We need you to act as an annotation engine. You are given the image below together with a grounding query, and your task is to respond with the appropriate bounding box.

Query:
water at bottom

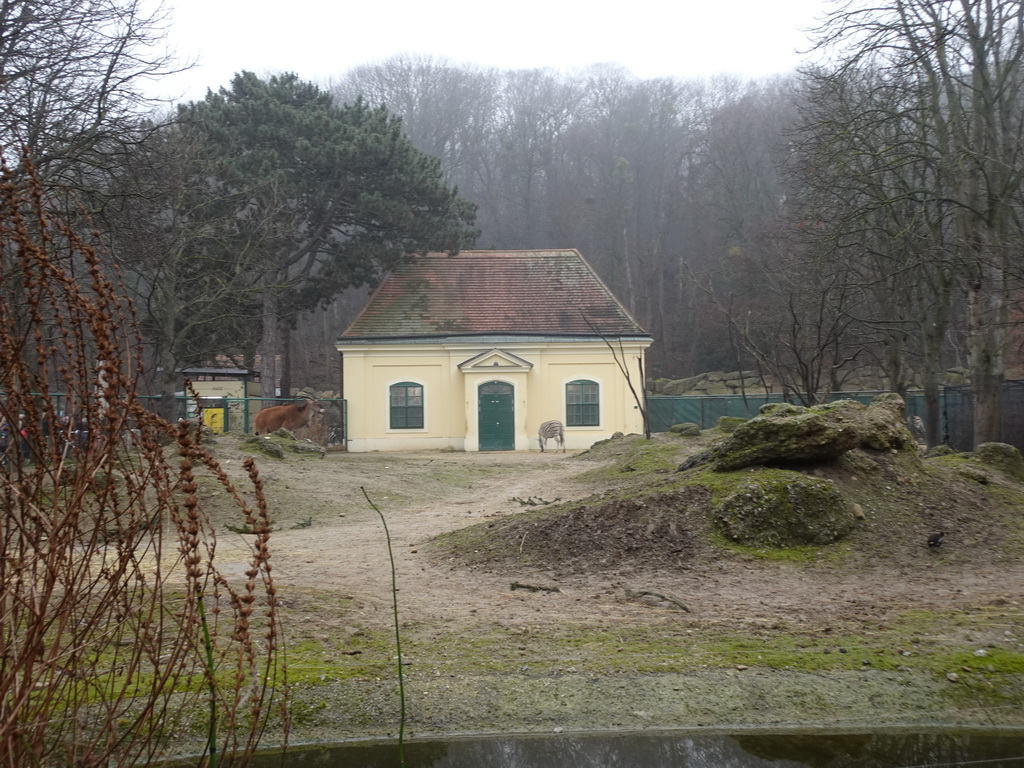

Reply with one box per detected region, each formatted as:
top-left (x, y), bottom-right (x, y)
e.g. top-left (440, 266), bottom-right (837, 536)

top-left (247, 728), bottom-right (1024, 767)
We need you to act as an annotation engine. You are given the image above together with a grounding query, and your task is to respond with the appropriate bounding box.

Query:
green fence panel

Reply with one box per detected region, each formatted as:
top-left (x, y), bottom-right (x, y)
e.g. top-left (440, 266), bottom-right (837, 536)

top-left (648, 391), bottom-right (943, 434)
top-left (648, 394), bottom-right (786, 432)
top-left (647, 396), bottom-right (700, 432)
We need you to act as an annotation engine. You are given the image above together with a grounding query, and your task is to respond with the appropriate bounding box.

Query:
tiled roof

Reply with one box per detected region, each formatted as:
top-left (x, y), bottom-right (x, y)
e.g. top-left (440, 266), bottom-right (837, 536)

top-left (341, 249), bottom-right (648, 339)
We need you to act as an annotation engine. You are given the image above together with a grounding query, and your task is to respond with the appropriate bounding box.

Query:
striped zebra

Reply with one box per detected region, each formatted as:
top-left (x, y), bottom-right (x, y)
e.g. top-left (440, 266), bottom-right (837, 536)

top-left (538, 419), bottom-right (565, 453)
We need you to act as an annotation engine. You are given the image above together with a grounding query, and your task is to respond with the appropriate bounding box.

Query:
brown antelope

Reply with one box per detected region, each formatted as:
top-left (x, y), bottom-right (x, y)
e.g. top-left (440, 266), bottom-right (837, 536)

top-left (254, 397), bottom-right (325, 435)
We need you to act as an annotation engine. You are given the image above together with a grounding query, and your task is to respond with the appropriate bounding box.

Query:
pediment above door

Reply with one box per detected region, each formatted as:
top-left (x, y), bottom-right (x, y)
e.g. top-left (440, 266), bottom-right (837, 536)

top-left (458, 348), bottom-right (533, 372)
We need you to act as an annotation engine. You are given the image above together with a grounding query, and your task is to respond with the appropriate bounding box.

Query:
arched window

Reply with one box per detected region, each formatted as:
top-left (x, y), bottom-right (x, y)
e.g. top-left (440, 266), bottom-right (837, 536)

top-left (566, 380), bottom-right (599, 426)
top-left (390, 382), bottom-right (424, 429)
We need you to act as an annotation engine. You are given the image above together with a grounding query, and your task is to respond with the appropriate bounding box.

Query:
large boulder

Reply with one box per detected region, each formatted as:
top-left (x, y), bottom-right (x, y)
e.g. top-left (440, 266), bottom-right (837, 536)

top-left (669, 422), bottom-right (702, 437)
top-left (245, 435), bottom-right (285, 459)
top-left (973, 442), bottom-right (1024, 481)
top-left (857, 393), bottom-right (917, 451)
top-left (679, 395), bottom-right (917, 472)
top-left (660, 374), bottom-right (707, 395)
top-left (714, 471), bottom-right (854, 547)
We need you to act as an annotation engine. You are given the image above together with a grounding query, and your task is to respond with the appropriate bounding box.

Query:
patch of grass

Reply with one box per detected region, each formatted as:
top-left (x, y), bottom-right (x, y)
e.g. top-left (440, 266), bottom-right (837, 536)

top-left (286, 616), bottom-right (1024, 689)
top-left (979, 482), bottom-right (1024, 504)
top-left (713, 537), bottom-right (853, 564)
top-left (925, 452), bottom-right (976, 469)
top-left (672, 465), bottom-right (791, 504)
top-left (574, 436), bottom-right (691, 480)
top-left (270, 581), bottom-right (1024, 734)
top-left (372, 620), bottom-right (1016, 679)
top-left (283, 631), bottom-right (400, 685)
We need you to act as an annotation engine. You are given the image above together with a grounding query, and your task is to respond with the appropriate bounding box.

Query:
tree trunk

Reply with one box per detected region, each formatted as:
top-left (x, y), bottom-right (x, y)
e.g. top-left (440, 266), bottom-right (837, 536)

top-left (152, 304), bottom-right (182, 423)
top-left (280, 322), bottom-right (293, 397)
top-left (965, 257), bottom-right (1008, 447)
top-left (921, 372), bottom-right (942, 449)
top-left (259, 292), bottom-right (280, 404)
top-left (919, 288), bottom-right (950, 448)
top-left (155, 354), bottom-right (181, 423)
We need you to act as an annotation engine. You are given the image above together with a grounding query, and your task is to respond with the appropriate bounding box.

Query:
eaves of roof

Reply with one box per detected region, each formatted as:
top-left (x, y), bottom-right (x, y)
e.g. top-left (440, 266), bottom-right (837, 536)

top-left (337, 332), bottom-right (653, 345)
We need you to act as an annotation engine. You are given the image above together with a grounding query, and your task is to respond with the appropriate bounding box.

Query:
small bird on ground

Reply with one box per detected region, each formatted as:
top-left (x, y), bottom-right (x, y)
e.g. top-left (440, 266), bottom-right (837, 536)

top-left (927, 532), bottom-right (945, 548)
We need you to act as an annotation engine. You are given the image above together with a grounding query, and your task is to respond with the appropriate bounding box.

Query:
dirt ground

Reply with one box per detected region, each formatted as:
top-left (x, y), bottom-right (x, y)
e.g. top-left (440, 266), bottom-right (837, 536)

top-left (200, 433), bottom-right (1024, 742)
top-left (212, 439), bottom-right (1023, 634)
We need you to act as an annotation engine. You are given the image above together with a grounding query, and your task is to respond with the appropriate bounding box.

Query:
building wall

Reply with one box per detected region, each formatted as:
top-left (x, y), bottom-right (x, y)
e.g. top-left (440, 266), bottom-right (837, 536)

top-left (338, 338), bottom-right (650, 452)
top-left (189, 380), bottom-right (248, 399)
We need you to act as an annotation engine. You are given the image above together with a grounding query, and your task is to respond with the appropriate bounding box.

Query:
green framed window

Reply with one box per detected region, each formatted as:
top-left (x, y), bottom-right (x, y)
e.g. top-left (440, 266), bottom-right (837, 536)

top-left (390, 381), bottom-right (424, 429)
top-left (566, 380), bottom-right (599, 426)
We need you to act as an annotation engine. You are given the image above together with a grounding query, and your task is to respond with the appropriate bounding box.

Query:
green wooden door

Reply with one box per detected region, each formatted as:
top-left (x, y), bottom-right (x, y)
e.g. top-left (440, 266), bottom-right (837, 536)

top-left (478, 382), bottom-right (514, 451)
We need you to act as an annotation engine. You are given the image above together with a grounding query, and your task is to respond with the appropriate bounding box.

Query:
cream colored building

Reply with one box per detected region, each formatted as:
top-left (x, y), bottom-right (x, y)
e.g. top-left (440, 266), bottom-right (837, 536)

top-left (336, 250), bottom-right (652, 452)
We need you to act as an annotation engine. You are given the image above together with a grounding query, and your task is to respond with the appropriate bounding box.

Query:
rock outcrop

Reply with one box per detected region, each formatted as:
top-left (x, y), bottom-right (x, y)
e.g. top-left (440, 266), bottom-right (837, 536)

top-left (668, 422), bottom-right (702, 437)
top-left (679, 394), bottom-right (917, 548)
top-left (244, 428), bottom-right (327, 459)
top-left (679, 396), bottom-right (917, 472)
top-left (973, 442), bottom-right (1024, 481)
top-left (714, 472), bottom-right (855, 547)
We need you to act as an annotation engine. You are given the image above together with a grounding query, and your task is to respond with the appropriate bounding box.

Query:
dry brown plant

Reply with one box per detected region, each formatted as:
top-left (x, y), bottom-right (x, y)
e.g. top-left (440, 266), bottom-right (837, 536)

top-left (0, 156), bottom-right (285, 767)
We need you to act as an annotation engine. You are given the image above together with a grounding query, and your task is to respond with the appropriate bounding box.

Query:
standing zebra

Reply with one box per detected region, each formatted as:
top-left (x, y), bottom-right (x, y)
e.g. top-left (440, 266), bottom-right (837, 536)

top-left (538, 419), bottom-right (565, 453)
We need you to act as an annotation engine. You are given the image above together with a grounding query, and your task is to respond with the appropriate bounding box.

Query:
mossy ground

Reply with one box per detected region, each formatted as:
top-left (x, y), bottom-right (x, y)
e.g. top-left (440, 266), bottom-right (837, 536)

top-left (268, 585), bottom-right (1024, 743)
top-left (168, 431), bottom-right (1024, 745)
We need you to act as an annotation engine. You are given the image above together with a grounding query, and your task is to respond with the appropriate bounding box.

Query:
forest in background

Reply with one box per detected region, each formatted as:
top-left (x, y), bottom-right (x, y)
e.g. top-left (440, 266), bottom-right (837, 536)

top-left (319, 26), bottom-right (1024, 451)
top-left (3, 0), bottom-right (1024, 447)
top-left (327, 62), bottom-right (797, 383)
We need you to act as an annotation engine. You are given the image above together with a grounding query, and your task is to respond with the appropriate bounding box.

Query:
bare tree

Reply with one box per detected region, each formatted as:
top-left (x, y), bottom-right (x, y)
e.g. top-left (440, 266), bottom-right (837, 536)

top-left (791, 63), bottom-right (960, 443)
top-left (99, 121), bottom-right (268, 418)
top-left (704, 218), bottom-right (867, 405)
top-left (0, 0), bottom-right (178, 193)
top-left (678, 76), bottom-right (800, 376)
top-left (809, 0), bottom-right (1024, 445)
top-left (332, 54), bottom-right (498, 195)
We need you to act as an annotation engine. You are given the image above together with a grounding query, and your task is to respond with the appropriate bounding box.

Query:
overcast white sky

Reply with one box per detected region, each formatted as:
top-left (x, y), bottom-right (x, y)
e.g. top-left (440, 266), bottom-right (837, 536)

top-left (148, 0), bottom-right (830, 104)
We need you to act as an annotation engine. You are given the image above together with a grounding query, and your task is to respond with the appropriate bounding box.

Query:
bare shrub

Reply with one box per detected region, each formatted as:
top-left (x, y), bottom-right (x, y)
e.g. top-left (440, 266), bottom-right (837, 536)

top-left (0, 156), bottom-right (285, 767)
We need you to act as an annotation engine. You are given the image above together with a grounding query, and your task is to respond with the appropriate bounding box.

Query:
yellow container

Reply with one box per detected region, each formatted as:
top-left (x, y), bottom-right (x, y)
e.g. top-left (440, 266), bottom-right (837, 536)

top-left (203, 408), bottom-right (225, 433)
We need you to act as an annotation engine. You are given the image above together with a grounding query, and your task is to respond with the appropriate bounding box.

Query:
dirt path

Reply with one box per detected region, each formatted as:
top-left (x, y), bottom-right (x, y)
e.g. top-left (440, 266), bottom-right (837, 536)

top-left (222, 451), bottom-right (606, 627)
top-left (214, 447), bottom-right (1022, 635)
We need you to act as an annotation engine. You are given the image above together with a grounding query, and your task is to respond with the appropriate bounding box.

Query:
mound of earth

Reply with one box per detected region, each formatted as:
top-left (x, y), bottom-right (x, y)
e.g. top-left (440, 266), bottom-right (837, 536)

top-left (673, 395), bottom-right (918, 547)
top-left (242, 427), bottom-right (327, 459)
top-left (430, 428), bottom-right (1024, 573)
top-left (438, 486), bottom-right (714, 574)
